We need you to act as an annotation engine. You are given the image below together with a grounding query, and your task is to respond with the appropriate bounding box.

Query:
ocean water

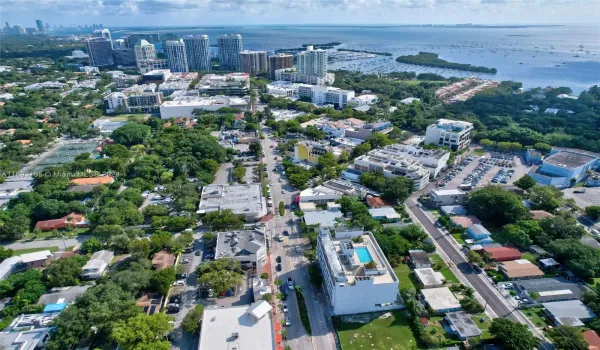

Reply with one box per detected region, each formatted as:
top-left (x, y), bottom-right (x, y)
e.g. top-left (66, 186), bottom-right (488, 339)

top-left (103, 25), bottom-right (600, 93)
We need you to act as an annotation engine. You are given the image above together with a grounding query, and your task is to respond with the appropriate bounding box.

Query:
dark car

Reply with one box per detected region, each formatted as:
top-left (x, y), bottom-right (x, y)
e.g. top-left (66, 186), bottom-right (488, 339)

top-left (195, 250), bottom-right (202, 256)
top-left (276, 256), bottom-right (282, 263)
top-left (282, 230), bottom-right (289, 236)
top-left (184, 247), bottom-right (193, 253)
top-left (170, 295), bottom-right (182, 304)
top-left (276, 264), bottom-right (282, 272)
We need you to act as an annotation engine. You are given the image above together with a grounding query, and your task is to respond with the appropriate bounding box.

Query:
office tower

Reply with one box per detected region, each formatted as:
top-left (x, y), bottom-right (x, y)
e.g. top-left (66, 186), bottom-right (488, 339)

top-left (165, 39), bottom-right (189, 73)
top-left (36, 20), bottom-right (44, 32)
top-left (268, 53), bottom-right (293, 79)
top-left (113, 48), bottom-right (136, 66)
top-left (15, 25), bottom-right (26, 35)
top-left (183, 35), bottom-right (210, 71)
top-left (217, 34), bottom-right (243, 71)
top-left (86, 37), bottom-right (114, 66)
top-left (93, 28), bottom-right (112, 41)
top-left (240, 50), bottom-right (268, 75)
top-left (45, 23), bottom-right (50, 31)
top-left (99, 24), bottom-right (103, 28)
top-left (134, 39), bottom-right (158, 73)
top-left (296, 46), bottom-right (328, 77)
top-left (5, 22), bottom-right (10, 29)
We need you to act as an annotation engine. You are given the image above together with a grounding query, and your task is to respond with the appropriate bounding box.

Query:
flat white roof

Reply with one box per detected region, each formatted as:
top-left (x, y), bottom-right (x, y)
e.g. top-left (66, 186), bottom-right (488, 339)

top-left (431, 189), bottom-right (465, 196)
top-left (199, 303), bottom-right (275, 350)
top-left (20, 250), bottom-right (52, 263)
top-left (368, 207), bottom-right (401, 220)
top-left (414, 268), bottom-right (445, 286)
top-left (421, 287), bottom-right (461, 311)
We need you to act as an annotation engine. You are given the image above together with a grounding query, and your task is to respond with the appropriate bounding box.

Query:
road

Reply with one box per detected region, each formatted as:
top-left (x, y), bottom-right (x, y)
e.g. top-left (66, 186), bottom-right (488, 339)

top-left (261, 131), bottom-right (336, 350)
top-left (406, 192), bottom-right (553, 347)
top-left (3, 235), bottom-right (88, 251)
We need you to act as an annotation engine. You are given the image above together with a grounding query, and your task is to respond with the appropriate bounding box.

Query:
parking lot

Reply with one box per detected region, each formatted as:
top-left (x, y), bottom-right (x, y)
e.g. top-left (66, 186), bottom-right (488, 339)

top-left (439, 151), bottom-right (531, 190)
top-left (563, 187), bottom-right (600, 208)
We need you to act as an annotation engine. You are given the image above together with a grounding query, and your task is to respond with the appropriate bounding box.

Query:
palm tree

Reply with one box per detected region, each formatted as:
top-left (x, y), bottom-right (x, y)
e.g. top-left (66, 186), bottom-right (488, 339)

top-left (294, 285), bottom-right (303, 294)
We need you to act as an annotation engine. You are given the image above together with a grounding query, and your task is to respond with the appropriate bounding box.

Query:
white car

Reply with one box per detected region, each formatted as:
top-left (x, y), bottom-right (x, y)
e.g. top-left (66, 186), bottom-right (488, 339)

top-left (172, 280), bottom-right (185, 286)
top-left (295, 246), bottom-right (301, 253)
top-left (282, 189), bottom-right (286, 194)
top-left (285, 317), bottom-right (291, 326)
top-left (283, 304), bottom-right (288, 313)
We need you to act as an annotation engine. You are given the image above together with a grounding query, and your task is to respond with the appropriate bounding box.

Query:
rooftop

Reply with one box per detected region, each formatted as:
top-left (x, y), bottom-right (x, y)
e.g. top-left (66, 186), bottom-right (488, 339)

top-left (151, 251), bottom-right (175, 271)
top-left (199, 302), bottom-right (274, 350)
top-left (468, 224), bottom-right (491, 236)
top-left (529, 210), bottom-right (554, 220)
top-left (542, 300), bottom-right (596, 326)
top-left (544, 149), bottom-right (597, 169)
top-left (0, 328), bottom-right (53, 350)
top-left (303, 209), bottom-right (343, 228)
top-left (198, 184), bottom-right (265, 216)
top-left (499, 259), bottom-right (545, 279)
top-left (20, 250), bottom-right (53, 263)
top-left (514, 277), bottom-right (584, 302)
top-left (441, 205), bottom-right (467, 216)
top-left (414, 268), bottom-right (445, 287)
top-left (431, 189), bottom-right (465, 197)
top-left (431, 119), bottom-right (473, 131)
top-left (482, 246), bottom-right (521, 261)
top-left (368, 207), bottom-right (401, 220)
top-left (450, 216), bottom-right (481, 228)
top-left (69, 176), bottom-right (114, 186)
top-left (37, 285), bottom-right (91, 305)
top-left (215, 231), bottom-right (265, 260)
top-left (584, 330), bottom-right (600, 350)
top-left (445, 311), bottom-right (482, 338)
top-left (421, 287), bottom-right (461, 311)
top-left (409, 250), bottom-right (431, 266)
top-left (162, 95), bottom-right (248, 108)
top-left (318, 229), bottom-right (397, 286)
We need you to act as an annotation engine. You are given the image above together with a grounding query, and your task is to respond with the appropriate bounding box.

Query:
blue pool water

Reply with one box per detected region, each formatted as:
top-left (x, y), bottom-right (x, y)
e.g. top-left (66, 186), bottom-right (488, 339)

top-left (356, 247), bottom-right (374, 264)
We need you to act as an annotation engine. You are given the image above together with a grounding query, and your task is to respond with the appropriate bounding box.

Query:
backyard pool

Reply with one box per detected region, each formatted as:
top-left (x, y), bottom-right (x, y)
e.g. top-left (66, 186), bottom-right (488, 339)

top-left (355, 246), bottom-right (374, 264)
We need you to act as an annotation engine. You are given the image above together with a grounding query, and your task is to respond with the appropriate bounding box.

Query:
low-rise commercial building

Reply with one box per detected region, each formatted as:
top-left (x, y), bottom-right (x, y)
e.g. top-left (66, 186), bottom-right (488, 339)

top-left (81, 250), bottom-right (114, 279)
top-left (420, 287), bottom-right (461, 314)
top-left (513, 277), bottom-right (585, 304)
top-left (303, 209), bottom-right (344, 228)
top-left (530, 147), bottom-right (600, 188)
top-left (444, 311), bottom-right (483, 340)
top-left (215, 231), bottom-right (266, 270)
top-left (160, 95), bottom-right (248, 119)
top-left (196, 73), bottom-right (250, 96)
top-left (499, 259), bottom-right (545, 279)
top-left (414, 268), bottom-right (445, 288)
top-left (294, 140), bottom-right (337, 163)
top-left (348, 94), bottom-right (379, 107)
top-left (0, 312), bottom-right (59, 350)
top-left (298, 186), bottom-right (343, 205)
top-left (424, 119), bottom-right (473, 151)
top-left (543, 300), bottom-right (596, 327)
top-left (368, 207), bottom-right (401, 222)
top-left (317, 228), bottom-right (401, 315)
top-left (198, 184), bottom-right (267, 221)
top-left (199, 301), bottom-right (274, 350)
top-left (350, 150), bottom-right (430, 190)
top-left (430, 189), bottom-right (466, 207)
top-left (266, 81), bottom-right (355, 108)
top-left (37, 285), bottom-right (91, 306)
top-left (104, 90), bottom-right (163, 114)
top-left (0, 256), bottom-right (23, 280)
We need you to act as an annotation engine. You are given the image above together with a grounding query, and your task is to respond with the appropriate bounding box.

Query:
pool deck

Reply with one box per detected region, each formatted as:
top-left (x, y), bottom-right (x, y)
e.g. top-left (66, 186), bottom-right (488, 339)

top-left (334, 234), bottom-right (395, 285)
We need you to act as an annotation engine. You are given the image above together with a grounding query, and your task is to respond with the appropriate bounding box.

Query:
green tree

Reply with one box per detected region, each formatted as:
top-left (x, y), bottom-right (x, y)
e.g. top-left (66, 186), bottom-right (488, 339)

top-left (181, 304), bottom-right (204, 334)
top-left (528, 185), bottom-right (563, 212)
top-left (93, 225), bottom-right (124, 242)
top-left (110, 264), bottom-right (153, 294)
top-left (127, 238), bottom-right (151, 259)
top-left (202, 209), bottom-right (244, 230)
top-left (514, 175), bottom-right (536, 191)
top-left (197, 258), bottom-right (243, 295)
top-left (80, 237), bottom-right (103, 254)
top-left (111, 313), bottom-right (173, 350)
top-left (497, 224), bottom-right (533, 248)
top-left (465, 186), bottom-right (528, 226)
top-left (539, 216), bottom-right (586, 240)
top-left (166, 216), bottom-right (194, 232)
top-left (111, 123), bottom-right (152, 147)
top-left (102, 144), bottom-right (131, 159)
top-left (0, 246), bottom-right (14, 262)
top-left (279, 201), bottom-right (285, 216)
top-left (143, 205), bottom-right (170, 218)
top-left (366, 132), bottom-right (392, 149)
top-left (585, 206), bottom-right (600, 220)
top-left (149, 230), bottom-right (174, 252)
top-left (382, 176), bottom-right (414, 204)
top-left (149, 266), bottom-right (176, 294)
top-left (467, 250), bottom-right (484, 266)
top-left (249, 141), bottom-right (262, 155)
top-left (45, 255), bottom-right (89, 288)
top-left (489, 318), bottom-right (540, 350)
top-left (547, 325), bottom-right (588, 350)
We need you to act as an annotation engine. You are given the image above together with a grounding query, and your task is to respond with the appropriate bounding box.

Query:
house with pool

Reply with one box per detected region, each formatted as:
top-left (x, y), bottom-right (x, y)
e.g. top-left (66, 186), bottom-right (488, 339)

top-left (316, 228), bottom-right (402, 315)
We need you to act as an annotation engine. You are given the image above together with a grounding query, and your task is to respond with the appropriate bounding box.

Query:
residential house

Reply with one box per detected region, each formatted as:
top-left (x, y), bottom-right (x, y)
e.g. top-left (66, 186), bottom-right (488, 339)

top-left (368, 207), bottom-right (401, 222)
top-left (34, 212), bottom-right (88, 231)
top-left (81, 250), bottom-right (114, 279)
top-left (414, 268), bottom-right (445, 289)
top-left (429, 189), bottom-right (466, 207)
top-left (543, 300), bottom-right (596, 327)
top-left (20, 251), bottom-right (53, 269)
top-left (444, 311), bottom-right (482, 340)
top-left (151, 251), bottom-right (175, 271)
top-left (420, 287), bottom-right (462, 314)
top-left (136, 293), bottom-right (163, 315)
top-left (583, 330), bottom-right (600, 350)
top-left (529, 210), bottom-right (554, 220)
top-left (483, 247), bottom-right (522, 262)
top-left (466, 224), bottom-right (493, 244)
top-left (408, 250), bottom-right (432, 268)
top-left (513, 277), bottom-right (585, 304)
top-left (450, 216), bottom-right (481, 229)
top-left (499, 259), bottom-right (545, 279)
top-left (0, 256), bottom-right (23, 280)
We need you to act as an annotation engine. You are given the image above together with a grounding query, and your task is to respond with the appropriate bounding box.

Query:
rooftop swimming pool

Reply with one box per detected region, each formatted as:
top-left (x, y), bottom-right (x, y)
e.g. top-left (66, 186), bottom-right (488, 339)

top-left (355, 246), bottom-right (374, 264)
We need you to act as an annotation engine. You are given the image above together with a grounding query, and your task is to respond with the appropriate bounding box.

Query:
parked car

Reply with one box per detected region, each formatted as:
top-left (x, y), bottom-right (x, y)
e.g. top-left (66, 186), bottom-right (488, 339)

top-left (295, 246), bottom-right (302, 253)
top-left (182, 259), bottom-right (190, 264)
top-left (283, 303), bottom-right (288, 313)
top-left (285, 317), bottom-right (291, 326)
top-left (276, 264), bottom-right (282, 272)
top-left (173, 280), bottom-right (185, 286)
top-left (195, 250), bottom-right (202, 256)
top-left (287, 277), bottom-right (294, 290)
top-left (276, 256), bottom-right (282, 263)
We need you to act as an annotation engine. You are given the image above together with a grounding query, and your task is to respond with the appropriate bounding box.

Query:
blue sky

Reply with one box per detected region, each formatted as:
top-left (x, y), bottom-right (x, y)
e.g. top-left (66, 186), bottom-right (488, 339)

top-left (3, 0), bottom-right (599, 27)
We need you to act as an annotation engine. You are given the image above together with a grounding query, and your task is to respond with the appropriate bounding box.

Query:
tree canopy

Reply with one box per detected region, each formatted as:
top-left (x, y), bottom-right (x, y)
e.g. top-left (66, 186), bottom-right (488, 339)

top-left (465, 186), bottom-right (528, 226)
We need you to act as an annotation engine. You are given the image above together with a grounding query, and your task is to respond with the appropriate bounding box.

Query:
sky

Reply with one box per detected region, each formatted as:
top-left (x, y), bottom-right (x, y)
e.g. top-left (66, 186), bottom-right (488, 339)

top-left (3, 0), bottom-right (600, 27)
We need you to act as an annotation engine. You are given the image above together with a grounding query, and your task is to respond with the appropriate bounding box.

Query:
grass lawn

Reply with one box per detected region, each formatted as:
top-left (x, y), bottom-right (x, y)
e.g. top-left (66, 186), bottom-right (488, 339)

top-left (394, 264), bottom-right (418, 290)
top-left (101, 114), bottom-right (146, 122)
top-left (23, 228), bottom-right (90, 240)
top-left (430, 254), bottom-right (460, 284)
top-left (429, 209), bottom-right (442, 220)
top-left (13, 246), bottom-right (59, 255)
top-left (334, 311), bottom-right (422, 350)
top-left (592, 278), bottom-right (600, 291)
top-left (522, 307), bottom-right (551, 328)
top-left (472, 149), bottom-right (486, 156)
top-left (520, 252), bottom-right (538, 264)
top-left (451, 232), bottom-right (465, 244)
top-left (471, 314), bottom-right (493, 339)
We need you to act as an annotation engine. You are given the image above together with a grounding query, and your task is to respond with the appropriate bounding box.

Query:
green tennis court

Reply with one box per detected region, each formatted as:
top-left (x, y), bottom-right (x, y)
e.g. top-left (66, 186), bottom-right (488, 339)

top-left (30, 141), bottom-right (99, 172)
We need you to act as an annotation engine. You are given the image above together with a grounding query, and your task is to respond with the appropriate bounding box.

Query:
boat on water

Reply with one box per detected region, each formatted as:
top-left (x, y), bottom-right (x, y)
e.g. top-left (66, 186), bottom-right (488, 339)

top-left (519, 62), bottom-right (524, 65)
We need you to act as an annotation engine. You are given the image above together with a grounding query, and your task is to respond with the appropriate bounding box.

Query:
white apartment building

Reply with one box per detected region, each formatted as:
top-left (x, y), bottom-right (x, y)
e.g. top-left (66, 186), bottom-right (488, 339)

top-left (160, 95), bottom-right (249, 119)
top-left (309, 85), bottom-right (355, 108)
top-left (274, 68), bottom-right (335, 85)
top-left (375, 143), bottom-right (450, 179)
top-left (351, 150), bottom-right (431, 190)
top-left (196, 73), bottom-right (250, 96)
top-left (104, 91), bottom-right (162, 114)
top-left (165, 39), bottom-right (189, 73)
top-left (134, 39), bottom-right (156, 72)
top-left (297, 46), bottom-right (328, 77)
top-left (348, 94), bottom-right (379, 106)
top-left (424, 119), bottom-right (474, 151)
top-left (317, 228), bottom-right (401, 315)
top-left (218, 34), bottom-right (243, 71)
top-left (81, 250), bottom-right (114, 279)
top-left (183, 35), bottom-right (210, 71)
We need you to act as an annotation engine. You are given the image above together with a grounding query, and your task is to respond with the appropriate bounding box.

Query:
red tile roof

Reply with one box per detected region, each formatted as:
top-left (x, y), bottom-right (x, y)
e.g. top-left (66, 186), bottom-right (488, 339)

top-left (366, 196), bottom-right (390, 208)
top-left (483, 247), bottom-right (522, 261)
top-left (529, 210), bottom-right (554, 220)
top-left (584, 330), bottom-right (600, 350)
top-left (34, 212), bottom-right (87, 231)
top-left (450, 215), bottom-right (482, 228)
top-left (151, 251), bottom-right (175, 271)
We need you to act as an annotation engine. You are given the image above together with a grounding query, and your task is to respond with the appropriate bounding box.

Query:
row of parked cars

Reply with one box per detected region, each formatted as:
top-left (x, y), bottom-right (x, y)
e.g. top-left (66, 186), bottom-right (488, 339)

top-left (481, 155), bottom-right (516, 168)
top-left (492, 168), bottom-right (515, 184)
top-left (438, 155), bottom-right (477, 188)
top-left (462, 161), bottom-right (493, 187)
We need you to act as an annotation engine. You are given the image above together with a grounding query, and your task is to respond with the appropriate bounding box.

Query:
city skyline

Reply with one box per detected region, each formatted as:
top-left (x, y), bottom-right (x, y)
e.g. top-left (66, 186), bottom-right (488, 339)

top-left (3, 0), bottom-right (599, 27)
